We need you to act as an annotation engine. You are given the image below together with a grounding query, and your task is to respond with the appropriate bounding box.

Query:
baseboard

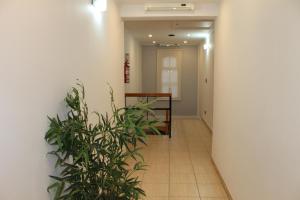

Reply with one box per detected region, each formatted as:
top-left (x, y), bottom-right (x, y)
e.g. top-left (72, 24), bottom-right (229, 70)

top-left (200, 118), bottom-right (213, 133)
top-left (211, 158), bottom-right (234, 200)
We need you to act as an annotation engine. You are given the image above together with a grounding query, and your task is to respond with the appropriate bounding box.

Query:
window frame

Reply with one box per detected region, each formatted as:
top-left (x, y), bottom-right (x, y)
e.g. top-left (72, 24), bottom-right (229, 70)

top-left (156, 49), bottom-right (183, 101)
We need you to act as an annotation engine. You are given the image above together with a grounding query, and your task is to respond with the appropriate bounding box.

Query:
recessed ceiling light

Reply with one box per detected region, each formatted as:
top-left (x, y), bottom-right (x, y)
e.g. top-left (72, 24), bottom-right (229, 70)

top-left (184, 40), bottom-right (188, 44)
top-left (152, 41), bottom-right (156, 44)
top-left (148, 34), bottom-right (153, 38)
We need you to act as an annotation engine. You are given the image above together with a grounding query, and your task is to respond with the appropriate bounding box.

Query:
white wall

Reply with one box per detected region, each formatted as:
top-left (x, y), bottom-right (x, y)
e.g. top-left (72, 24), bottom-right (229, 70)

top-left (198, 37), bottom-right (214, 129)
top-left (213, 0), bottom-right (300, 199)
top-left (0, 0), bottom-right (124, 199)
top-left (124, 29), bottom-right (142, 93)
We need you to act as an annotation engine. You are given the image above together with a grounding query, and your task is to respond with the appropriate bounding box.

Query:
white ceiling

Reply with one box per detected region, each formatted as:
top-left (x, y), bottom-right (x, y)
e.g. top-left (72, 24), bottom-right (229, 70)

top-left (125, 20), bottom-right (213, 46)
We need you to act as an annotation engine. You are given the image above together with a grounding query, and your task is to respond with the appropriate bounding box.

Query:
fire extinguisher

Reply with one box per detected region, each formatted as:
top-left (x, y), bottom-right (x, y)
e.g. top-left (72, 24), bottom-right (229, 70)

top-left (124, 53), bottom-right (130, 83)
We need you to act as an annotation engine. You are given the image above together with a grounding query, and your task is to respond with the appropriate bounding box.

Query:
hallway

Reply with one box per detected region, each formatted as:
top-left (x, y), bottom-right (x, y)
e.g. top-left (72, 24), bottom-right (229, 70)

top-left (140, 119), bottom-right (229, 200)
top-left (1, 0), bottom-right (300, 199)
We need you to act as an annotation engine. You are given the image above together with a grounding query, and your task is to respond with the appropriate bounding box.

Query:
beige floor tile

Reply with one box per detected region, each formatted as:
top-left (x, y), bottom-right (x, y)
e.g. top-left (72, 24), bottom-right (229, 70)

top-left (138, 119), bottom-right (229, 200)
top-left (195, 173), bottom-right (222, 184)
top-left (170, 151), bottom-right (190, 157)
top-left (146, 164), bottom-right (169, 174)
top-left (147, 158), bottom-right (169, 165)
top-left (170, 159), bottom-right (193, 166)
top-left (143, 172), bottom-right (169, 183)
top-left (142, 183), bottom-right (169, 197)
top-left (193, 164), bottom-right (217, 175)
top-left (198, 184), bottom-right (227, 198)
top-left (142, 197), bottom-right (169, 200)
top-left (170, 164), bottom-right (194, 173)
top-left (129, 170), bottom-right (145, 181)
top-left (169, 198), bottom-right (201, 200)
top-left (190, 151), bottom-right (211, 157)
top-left (170, 183), bottom-right (199, 197)
top-left (170, 173), bottom-right (196, 183)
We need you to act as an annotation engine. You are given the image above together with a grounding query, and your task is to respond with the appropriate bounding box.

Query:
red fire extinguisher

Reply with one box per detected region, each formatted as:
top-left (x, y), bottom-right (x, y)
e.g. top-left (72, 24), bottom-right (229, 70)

top-left (124, 53), bottom-right (130, 83)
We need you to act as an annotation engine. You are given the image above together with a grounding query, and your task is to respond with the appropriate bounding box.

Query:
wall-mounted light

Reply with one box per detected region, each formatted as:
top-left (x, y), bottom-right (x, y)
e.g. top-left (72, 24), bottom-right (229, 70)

top-left (204, 43), bottom-right (212, 50)
top-left (92, 0), bottom-right (107, 12)
top-left (148, 34), bottom-right (153, 38)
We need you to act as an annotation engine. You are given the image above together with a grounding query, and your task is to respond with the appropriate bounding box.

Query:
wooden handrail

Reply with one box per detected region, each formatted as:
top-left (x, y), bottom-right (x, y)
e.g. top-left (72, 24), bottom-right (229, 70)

top-left (125, 92), bottom-right (172, 138)
top-left (125, 93), bottom-right (172, 97)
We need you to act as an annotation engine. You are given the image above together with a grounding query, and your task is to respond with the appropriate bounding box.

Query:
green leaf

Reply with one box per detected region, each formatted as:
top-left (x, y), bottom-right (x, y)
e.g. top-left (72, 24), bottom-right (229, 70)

top-left (45, 81), bottom-right (162, 199)
top-left (47, 182), bottom-right (59, 193)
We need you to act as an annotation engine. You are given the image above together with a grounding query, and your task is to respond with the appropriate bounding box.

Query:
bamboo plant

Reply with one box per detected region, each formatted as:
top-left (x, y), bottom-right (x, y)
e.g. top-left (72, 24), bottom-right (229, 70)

top-left (45, 83), bottom-right (159, 200)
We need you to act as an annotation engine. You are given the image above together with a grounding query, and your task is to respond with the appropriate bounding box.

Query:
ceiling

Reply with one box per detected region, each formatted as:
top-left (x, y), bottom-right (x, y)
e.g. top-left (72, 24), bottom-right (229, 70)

top-left (125, 20), bottom-right (213, 46)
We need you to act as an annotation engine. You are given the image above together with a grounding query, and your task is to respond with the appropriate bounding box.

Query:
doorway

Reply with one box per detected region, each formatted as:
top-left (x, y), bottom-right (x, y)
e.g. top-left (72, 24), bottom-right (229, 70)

top-left (123, 19), bottom-right (214, 126)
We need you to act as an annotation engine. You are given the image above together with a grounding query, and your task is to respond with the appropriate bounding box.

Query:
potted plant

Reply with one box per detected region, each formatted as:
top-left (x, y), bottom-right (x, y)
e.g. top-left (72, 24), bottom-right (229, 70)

top-left (45, 83), bottom-right (159, 200)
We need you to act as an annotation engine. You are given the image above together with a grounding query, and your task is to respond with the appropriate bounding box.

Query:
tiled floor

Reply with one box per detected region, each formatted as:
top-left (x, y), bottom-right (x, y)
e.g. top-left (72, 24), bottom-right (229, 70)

top-left (138, 119), bottom-right (229, 200)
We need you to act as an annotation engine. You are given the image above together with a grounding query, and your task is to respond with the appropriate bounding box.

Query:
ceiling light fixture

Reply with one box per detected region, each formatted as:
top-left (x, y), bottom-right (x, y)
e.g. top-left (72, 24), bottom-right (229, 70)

top-left (183, 40), bottom-right (188, 44)
top-left (152, 41), bottom-right (156, 44)
top-left (144, 3), bottom-right (195, 11)
top-left (148, 34), bottom-right (153, 38)
top-left (92, 0), bottom-right (107, 12)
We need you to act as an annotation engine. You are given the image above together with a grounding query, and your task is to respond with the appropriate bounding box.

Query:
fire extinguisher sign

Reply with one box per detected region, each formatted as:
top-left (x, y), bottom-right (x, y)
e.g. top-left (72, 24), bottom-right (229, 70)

top-left (124, 53), bottom-right (130, 83)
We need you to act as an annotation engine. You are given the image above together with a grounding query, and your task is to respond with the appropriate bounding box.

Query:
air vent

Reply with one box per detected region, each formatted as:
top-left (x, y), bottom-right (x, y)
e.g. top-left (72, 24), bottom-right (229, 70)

top-left (145, 3), bottom-right (195, 11)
